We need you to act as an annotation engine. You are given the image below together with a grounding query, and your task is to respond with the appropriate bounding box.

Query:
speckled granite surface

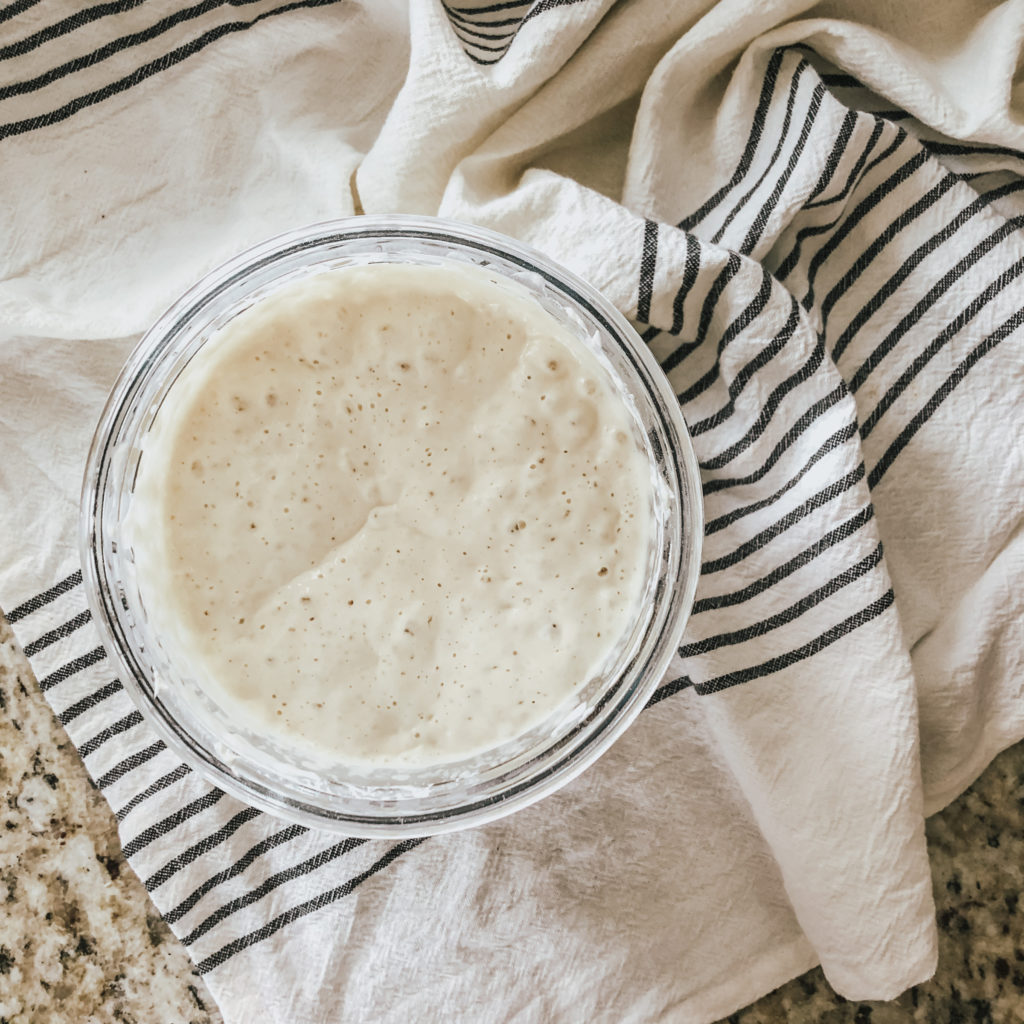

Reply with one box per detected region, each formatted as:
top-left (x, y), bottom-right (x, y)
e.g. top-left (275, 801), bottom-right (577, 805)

top-left (1, 606), bottom-right (1022, 1023)
top-left (0, 613), bottom-right (221, 1024)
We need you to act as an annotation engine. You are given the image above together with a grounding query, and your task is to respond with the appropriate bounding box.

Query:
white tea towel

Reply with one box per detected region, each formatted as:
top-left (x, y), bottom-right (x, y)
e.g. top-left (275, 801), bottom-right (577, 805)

top-left (3, 1), bottom-right (1024, 1021)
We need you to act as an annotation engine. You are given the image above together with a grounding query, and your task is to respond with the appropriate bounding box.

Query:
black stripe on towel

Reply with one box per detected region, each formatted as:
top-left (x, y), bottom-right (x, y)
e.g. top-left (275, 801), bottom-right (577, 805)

top-left (94, 739), bottom-right (165, 788)
top-left (819, 72), bottom-right (861, 89)
top-left (650, 585), bottom-right (896, 704)
top-left (116, 763), bottom-right (192, 821)
top-left (860, 254), bottom-right (1024, 433)
top-left (805, 108), bottom-right (858, 205)
top-left (444, 9), bottom-right (526, 29)
top-left (710, 59), bottom-right (813, 246)
top-left (802, 144), bottom-right (929, 309)
top-left (676, 272), bottom-right (774, 403)
top-left (693, 505), bottom-right (875, 615)
top-left (868, 306), bottom-right (1024, 488)
top-left (0, 0), bottom-right (46, 26)
top-left (451, 0), bottom-right (586, 66)
top-left (740, 81), bottom-right (827, 254)
top-left (660, 253), bottom-right (742, 376)
top-left (687, 294), bottom-right (800, 432)
top-left (144, 806), bottom-right (263, 890)
top-left (701, 381), bottom-right (848, 496)
top-left (447, 20), bottom-right (516, 41)
top-left (645, 675), bottom-right (694, 705)
top-left (636, 219), bottom-right (658, 323)
top-left (22, 609), bottom-right (92, 657)
top-left (694, 588), bottom-right (895, 694)
top-left (59, 679), bottom-right (123, 726)
top-left (0, 0), bottom-right (149, 61)
top-left (182, 836), bottom-right (367, 944)
top-left (121, 788), bottom-right (226, 859)
top-left (803, 119), bottom-right (890, 212)
top-left (0, 0), bottom-right (265, 101)
top-left (5, 570), bottom-right (82, 622)
top-left (923, 140), bottom-right (1024, 163)
top-left (665, 230), bottom-right (702, 337)
top-left (163, 824), bottom-right (307, 925)
top-left (509, 1), bottom-right (587, 31)
top-left (774, 119), bottom-right (887, 280)
top-left (78, 709), bottom-right (143, 757)
top-left (704, 420), bottom-right (859, 536)
top-left (193, 839), bottom-right (426, 974)
top-left (447, 0), bottom-right (530, 13)
top-left (818, 173), bottom-right (960, 326)
top-left (850, 220), bottom-right (1024, 396)
top-left (700, 463), bottom-right (866, 576)
top-left (698, 339), bottom-right (826, 472)
top-left (37, 646), bottom-right (107, 691)
top-left (675, 269), bottom-right (775, 406)
top-left (681, 542), bottom-right (884, 657)
top-left (831, 185), bottom-right (1024, 364)
top-left (678, 48), bottom-right (787, 230)
top-left (0, 0), bottom-right (347, 140)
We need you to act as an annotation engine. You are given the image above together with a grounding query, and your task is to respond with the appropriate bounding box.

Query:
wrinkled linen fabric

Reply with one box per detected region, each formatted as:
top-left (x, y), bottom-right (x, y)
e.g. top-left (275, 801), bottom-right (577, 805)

top-left (2, 1), bottom-right (1024, 1021)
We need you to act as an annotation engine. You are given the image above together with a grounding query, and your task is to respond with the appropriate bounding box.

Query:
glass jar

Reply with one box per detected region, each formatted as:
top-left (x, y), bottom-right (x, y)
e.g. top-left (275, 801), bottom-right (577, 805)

top-left (80, 215), bottom-right (703, 837)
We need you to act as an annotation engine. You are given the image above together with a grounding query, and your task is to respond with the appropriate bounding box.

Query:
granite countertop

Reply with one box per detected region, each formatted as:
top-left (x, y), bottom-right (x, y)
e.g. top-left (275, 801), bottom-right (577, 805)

top-left (1, 608), bottom-right (1022, 1023)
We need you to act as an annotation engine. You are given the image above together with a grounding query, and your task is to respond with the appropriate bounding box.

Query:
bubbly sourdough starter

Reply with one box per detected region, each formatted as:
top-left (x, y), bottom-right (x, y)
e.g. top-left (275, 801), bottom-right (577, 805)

top-left (130, 262), bottom-right (655, 768)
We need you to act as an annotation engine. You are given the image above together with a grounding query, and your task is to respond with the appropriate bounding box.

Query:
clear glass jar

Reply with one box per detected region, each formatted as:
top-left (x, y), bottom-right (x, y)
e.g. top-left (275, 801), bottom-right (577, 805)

top-left (80, 216), bottom-right (703, 837)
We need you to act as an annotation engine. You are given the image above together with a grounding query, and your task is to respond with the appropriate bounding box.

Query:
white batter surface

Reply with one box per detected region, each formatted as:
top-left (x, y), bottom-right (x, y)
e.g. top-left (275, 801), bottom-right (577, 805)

top-left (130, 262), bottom-right (655, 767)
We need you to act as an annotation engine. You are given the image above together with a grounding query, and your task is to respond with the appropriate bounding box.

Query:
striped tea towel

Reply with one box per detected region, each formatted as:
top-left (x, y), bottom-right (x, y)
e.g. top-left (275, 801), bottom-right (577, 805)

top-left (3, 0), bottom-right (1024, 1021)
